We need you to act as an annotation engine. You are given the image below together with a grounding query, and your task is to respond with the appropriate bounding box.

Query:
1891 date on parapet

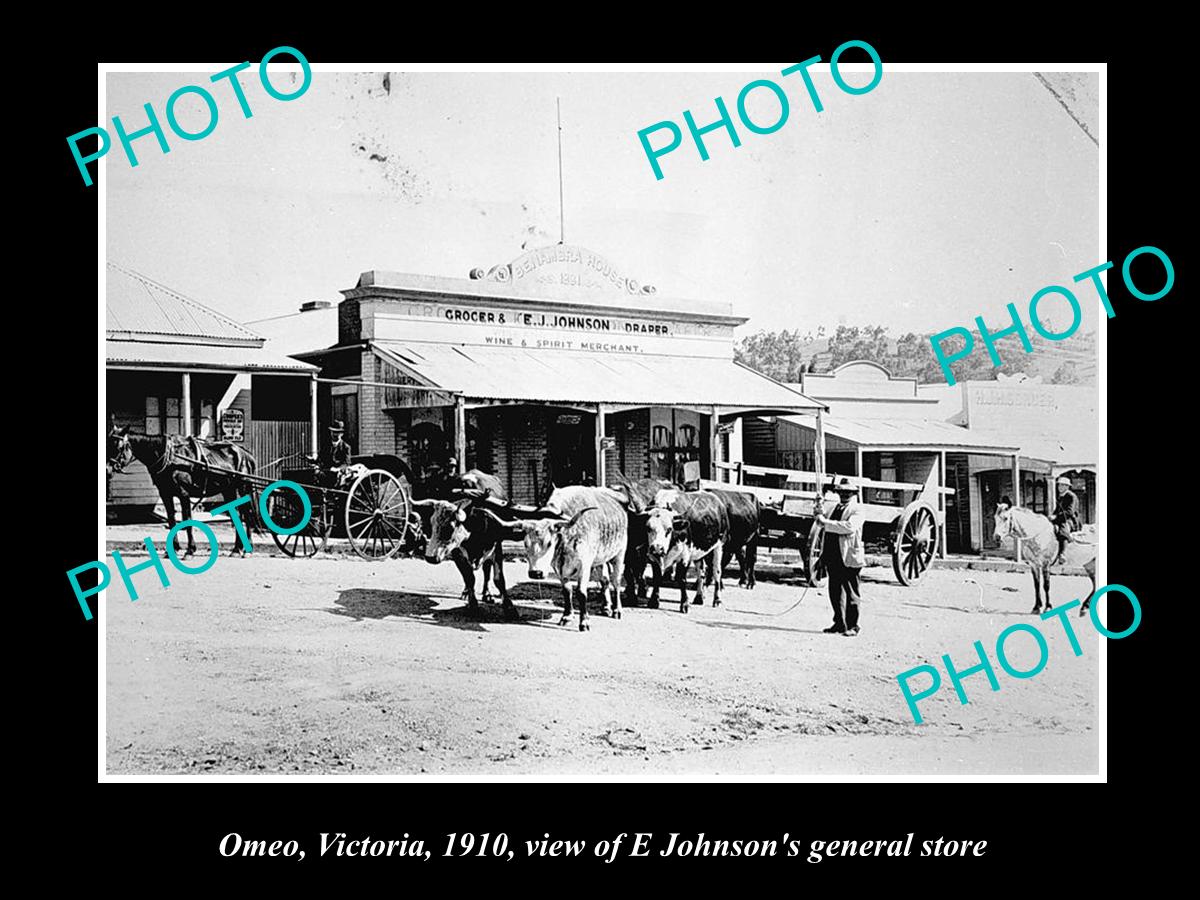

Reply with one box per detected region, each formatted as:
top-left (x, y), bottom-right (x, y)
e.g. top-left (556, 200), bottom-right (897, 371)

top-left (219, 832), bottom-right (987, 862)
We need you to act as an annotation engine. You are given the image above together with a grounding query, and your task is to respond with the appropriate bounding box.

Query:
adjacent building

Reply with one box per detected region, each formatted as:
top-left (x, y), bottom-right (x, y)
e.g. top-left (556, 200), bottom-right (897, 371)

top-left (743, 361), bottom-right (1097, 556)
top-left (106, 262), bottom-right (317, 519)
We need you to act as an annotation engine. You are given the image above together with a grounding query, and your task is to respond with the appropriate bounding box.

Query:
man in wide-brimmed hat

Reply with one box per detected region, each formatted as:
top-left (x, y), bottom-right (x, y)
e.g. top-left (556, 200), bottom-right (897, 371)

top-left (328, 420), bottom-right (353, 468)
top-left (814, 476), bottom-right (867, 637)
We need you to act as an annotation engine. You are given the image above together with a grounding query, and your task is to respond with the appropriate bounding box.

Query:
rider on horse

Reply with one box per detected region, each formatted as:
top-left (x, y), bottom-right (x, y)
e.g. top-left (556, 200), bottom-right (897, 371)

top-left (1051, 475), bottom-right (1081, 566)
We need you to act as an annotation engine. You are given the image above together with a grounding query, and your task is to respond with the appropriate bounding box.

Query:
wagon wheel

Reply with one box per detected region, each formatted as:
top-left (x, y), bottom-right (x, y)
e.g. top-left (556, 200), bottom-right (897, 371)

top-left (345, 468), bottom-right (411, 560)
top-left (805, 524), bottom-right (828, 588)
top-left (269, 486), bottom-right (328, 558)
top-left (893, 500), bottom-right (938, 586)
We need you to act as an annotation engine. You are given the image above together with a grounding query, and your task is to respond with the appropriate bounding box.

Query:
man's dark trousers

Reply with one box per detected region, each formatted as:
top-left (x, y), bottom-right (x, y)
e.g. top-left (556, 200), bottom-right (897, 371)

top-left (826, 555), bottom-right (862, 632)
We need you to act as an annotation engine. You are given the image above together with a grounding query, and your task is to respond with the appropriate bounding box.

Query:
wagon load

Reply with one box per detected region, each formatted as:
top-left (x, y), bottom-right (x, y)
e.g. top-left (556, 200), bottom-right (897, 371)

top-left (702, 461), bottom-right (949, 587)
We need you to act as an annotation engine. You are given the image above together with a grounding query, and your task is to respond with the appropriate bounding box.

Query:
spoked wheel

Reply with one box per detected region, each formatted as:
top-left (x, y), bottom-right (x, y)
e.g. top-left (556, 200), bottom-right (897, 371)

top-left (805, 524), bottom-right (828, 588)
top-left (269, 487), bottom-right (328, 557)
top-left (893, 500), bottom-right (938, 586)
top-left (345, 468), bottom-right (411, 560)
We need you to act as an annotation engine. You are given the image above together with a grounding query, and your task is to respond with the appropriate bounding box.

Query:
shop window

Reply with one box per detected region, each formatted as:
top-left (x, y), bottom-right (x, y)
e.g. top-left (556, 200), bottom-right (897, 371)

top-left (1022, 474), bottom-right (1048, 515)
top-left (144, 394), bottom-right (215, 438)
top-left (145, 397), bottom-right (161, 435)
top-left (649, 414), bottom-right (703, 482)
top-left (199, 401), bottom-right (214, 438)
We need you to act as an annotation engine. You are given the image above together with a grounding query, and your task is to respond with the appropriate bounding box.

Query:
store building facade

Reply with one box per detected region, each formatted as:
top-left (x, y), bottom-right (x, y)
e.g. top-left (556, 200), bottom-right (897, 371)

top-left (294, 245), bottom-right (824, 504)
top-left (742, 362), bottom-right (1097, 556)
top-left (920, 376), bottom-right (1098, 552)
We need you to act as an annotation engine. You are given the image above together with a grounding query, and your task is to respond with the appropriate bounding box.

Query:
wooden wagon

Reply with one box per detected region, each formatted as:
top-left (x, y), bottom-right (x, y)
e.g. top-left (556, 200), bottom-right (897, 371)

top-left (703, 461), bottom-right (954, 587)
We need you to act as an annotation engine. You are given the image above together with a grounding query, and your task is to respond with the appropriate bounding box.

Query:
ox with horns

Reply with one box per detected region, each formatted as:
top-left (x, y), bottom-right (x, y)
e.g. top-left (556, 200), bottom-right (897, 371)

top-left (483, 485), bottom-right (629, 632)
top-left (411, 469), bottom-right (522, 619)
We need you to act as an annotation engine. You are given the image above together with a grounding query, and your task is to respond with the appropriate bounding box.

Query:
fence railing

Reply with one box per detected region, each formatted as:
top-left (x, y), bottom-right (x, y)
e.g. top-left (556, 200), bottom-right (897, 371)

top-left (713, 461), bottom-right (954, 495)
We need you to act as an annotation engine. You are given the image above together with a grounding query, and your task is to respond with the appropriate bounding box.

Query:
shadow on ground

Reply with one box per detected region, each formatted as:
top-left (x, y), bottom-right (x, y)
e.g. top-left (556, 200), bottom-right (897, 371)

top-left (326, 588), bottom-right (560, 630)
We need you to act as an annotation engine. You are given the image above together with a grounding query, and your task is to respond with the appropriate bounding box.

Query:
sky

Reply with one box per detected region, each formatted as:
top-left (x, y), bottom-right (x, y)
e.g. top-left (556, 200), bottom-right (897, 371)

top-left (105, 67), bottom-right (1100, 339)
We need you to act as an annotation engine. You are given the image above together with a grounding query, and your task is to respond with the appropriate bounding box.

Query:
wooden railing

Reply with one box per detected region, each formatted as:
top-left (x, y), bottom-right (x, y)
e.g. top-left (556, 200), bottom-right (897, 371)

top-left (712, 461), bottom-right (954, 495)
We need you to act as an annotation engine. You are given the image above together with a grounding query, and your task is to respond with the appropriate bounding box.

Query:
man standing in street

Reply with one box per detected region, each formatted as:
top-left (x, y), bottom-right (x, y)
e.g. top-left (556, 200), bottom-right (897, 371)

top-left (814, 477), bottom-right (867, 637)
top-left (1051, 475), bottom-right (1081, 566)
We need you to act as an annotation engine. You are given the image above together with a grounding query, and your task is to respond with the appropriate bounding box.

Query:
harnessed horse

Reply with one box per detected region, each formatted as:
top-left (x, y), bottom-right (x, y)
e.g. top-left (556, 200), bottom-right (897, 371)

top-left (993, 496), bottom-right (1097, 616)
top-left (107, 421), bottom-right (260, 556)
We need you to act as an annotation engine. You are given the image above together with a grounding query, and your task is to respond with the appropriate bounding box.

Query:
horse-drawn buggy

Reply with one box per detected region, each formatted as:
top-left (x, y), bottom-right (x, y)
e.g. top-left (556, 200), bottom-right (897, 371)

top-left (106, 422), bottom-right (423, 560)
top-left (266, 454), bottom-right (419, 559)
top-left (704, 461), bottom-right (952, 587)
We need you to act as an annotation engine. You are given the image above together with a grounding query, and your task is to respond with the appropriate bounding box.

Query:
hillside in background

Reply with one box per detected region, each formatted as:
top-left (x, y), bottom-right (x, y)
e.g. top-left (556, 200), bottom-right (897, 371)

top-left (735, 325), bottom-right (1097, 385)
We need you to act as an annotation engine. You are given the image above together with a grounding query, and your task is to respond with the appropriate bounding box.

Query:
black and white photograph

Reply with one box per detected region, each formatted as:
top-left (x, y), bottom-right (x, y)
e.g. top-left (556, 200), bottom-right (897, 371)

top-left (97, 61), bottom-right (1104, 779)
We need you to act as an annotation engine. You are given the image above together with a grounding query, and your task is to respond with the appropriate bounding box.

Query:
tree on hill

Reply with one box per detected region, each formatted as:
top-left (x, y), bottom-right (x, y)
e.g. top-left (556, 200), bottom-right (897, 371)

top-left (826, 325), bottom-right (889, 368)
top-left (736, 324), bottom-right (1043, 384)
top-left (733, 329), bottom-right (813, 382)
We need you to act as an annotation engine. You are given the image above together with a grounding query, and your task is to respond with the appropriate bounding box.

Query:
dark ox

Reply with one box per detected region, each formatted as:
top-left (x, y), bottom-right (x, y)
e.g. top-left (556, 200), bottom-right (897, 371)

top-left (412, 469), bottom-right (518, 620)
top-left (643, 488), bottom-right (729, 613)
top-left (488, 485), bottom-right (627, 632)
top-left (707, 488), bottom-right (761, 590)
top-left (609, 474), bottom-right (676, 608)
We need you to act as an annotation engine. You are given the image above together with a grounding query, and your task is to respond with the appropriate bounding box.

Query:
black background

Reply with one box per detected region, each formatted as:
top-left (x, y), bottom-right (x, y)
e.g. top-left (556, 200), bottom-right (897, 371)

top-left (31, 12), bottom-right (1180, 884)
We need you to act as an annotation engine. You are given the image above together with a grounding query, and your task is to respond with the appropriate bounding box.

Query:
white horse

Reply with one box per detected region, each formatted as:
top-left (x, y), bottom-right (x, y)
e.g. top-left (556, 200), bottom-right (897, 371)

top-left (993, 497), bottom-right (1097, 616)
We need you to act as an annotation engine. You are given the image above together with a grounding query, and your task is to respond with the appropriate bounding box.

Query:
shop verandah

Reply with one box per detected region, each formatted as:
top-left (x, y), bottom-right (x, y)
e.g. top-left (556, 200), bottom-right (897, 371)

top-left (351, 341), bottom-right (828, 505)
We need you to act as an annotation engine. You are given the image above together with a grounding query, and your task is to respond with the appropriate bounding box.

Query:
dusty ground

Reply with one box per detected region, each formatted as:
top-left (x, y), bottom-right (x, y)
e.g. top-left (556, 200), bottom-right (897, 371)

top-left (105, 545), bottom-right (1099, 777)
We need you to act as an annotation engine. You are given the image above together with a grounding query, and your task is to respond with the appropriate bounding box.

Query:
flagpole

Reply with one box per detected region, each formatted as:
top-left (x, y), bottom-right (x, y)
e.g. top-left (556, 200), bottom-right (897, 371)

top-left (557, 97), bottom-right (565, 245)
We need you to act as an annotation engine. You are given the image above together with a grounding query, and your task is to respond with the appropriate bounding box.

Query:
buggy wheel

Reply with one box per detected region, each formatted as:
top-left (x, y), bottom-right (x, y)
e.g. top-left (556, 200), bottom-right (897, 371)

top-left (345, 468), bottom-right (411, 560)
top-left (805, 523), bottom-right (828, 588)
top-left (893, 500), bottom-right (938, 586)
top-left (269, 488), bottom-right (327, 558)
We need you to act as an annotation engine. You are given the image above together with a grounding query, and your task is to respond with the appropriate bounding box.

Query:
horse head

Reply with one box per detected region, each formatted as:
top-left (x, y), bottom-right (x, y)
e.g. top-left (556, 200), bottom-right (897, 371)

top-left (993, 495), bottom-right (1018, 543)
top-left (107, 418), bottom-right (133, 475)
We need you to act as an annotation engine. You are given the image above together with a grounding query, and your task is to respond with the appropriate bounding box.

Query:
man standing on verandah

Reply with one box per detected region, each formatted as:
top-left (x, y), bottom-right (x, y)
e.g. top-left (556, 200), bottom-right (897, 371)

top-left (814, 477), bottom-right (867, 637)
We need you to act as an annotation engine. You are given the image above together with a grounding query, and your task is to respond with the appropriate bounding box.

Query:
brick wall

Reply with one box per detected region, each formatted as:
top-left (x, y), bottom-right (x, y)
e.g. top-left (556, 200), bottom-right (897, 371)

top-left (612, 408), bottom-right (650, 481)
top-left (357, 351), bottom-right (400, 455)
top-left (492, 409), bottom-right (548, 504)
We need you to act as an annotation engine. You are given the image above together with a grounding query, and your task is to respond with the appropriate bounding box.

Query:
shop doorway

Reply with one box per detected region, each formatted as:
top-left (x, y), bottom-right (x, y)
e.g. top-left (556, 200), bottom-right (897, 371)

top-left (548, 411), bottom-right (595, 489)
top-left (978, 471), bottom-right (1006, 551)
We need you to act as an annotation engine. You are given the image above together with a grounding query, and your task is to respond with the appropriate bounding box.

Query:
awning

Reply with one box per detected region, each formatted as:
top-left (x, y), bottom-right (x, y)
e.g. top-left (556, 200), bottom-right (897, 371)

top-left (106, 340), bottom-right (316, 374)
top-left (781, 414), bottom-right (1019, 453)
top-left (374, 341), bottom-right (823, 411)
top-left (1006, 435), bottom-right (1097, 469)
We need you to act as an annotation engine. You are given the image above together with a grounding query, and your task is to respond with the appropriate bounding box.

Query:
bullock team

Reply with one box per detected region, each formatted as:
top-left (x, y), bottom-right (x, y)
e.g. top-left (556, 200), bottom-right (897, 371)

top-left (411, 470), bottom-right (761, 632)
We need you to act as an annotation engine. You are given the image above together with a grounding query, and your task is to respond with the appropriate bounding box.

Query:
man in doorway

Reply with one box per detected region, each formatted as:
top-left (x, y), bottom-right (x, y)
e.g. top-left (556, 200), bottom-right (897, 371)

top-left (814, 477), bottom-right (867, 637)
top-left (1051, 475), bottom-right (1081, 566)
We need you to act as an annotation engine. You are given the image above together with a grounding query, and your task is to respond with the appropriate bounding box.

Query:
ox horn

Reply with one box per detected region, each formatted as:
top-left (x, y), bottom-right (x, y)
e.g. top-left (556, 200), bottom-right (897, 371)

top-left (558, 506), bottom-right (598, 529)
top-left (410, 498), bottom-right (441, 508)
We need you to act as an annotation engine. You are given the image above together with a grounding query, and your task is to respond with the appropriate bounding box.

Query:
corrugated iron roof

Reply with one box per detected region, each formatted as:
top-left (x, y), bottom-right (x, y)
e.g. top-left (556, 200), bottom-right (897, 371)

top-left (106, 263), bottom-right (262, 343)
top-left (974, 432), bottom-right (1096, 467)
top-left (374, 341), bottom-right (822, 410)
top-left (106, 340), bottom-right (315, 373)
top-left (782, 414), bottom-right (1019, 453)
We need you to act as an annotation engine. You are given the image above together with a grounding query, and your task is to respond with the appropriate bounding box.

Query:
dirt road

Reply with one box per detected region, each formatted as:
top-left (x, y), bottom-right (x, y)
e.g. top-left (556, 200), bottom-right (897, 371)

top-left (105, 554), bottom-right (1099, 776)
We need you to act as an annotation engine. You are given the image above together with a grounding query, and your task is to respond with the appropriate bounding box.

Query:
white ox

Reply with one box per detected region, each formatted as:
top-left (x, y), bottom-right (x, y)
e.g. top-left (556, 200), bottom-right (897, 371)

top-left (487, 485), bottom-right (629, 632)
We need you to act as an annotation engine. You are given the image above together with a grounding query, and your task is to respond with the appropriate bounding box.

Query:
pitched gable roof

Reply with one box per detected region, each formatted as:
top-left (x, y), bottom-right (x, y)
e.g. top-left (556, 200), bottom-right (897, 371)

top-left (106, 262), bottom-right (262, 345)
